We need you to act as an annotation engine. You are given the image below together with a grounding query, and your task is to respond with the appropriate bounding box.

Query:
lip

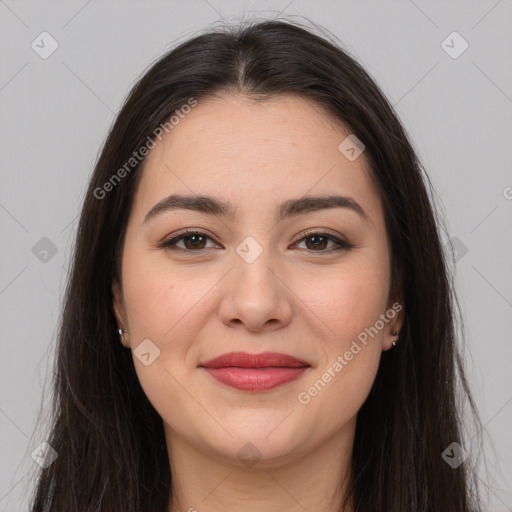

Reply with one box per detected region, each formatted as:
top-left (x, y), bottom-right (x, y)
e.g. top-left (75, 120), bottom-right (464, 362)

top-left (200, 351), bottom-right (310, 369)
top-left (199, 351), bottom-right (311, 392)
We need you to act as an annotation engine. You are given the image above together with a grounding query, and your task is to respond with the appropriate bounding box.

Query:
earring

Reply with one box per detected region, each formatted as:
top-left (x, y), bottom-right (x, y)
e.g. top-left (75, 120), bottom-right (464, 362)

top-left (118, 329), bottom-right (128, 342)
top-left (390, 329), bottom-right (399, 347)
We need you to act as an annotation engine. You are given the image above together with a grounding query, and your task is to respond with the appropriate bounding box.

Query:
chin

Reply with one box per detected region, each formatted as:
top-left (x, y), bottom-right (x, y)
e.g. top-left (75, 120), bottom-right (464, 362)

top-left (206, 422), bottom-right (313, 467)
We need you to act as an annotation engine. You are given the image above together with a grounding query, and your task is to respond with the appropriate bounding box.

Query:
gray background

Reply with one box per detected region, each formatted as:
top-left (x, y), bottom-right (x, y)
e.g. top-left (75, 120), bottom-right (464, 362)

top-left (1, 0), bottom-right (511, 510)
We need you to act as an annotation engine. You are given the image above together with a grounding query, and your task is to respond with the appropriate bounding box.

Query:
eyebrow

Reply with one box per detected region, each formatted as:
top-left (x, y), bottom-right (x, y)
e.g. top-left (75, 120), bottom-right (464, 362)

top-left (143, 193), bottom-right (369, 224)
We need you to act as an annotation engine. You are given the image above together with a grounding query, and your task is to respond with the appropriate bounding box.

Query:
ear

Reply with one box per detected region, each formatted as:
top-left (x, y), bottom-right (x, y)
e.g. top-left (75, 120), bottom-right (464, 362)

top-left (112, 279), bottom-right (130, 348)
top-left (382, 298), bottom-right (405, 351)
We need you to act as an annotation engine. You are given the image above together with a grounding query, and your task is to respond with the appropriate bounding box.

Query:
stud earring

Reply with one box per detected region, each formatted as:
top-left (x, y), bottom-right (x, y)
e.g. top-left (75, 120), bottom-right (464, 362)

top-left (118, 329), bottom-right (128, 342)
top-left (390, 329), bottom-right (399, 347)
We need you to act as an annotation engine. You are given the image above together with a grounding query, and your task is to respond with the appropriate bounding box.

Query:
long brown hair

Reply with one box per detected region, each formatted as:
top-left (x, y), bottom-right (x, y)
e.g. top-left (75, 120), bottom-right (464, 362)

top-left (30, 18), bottom-right (483, 511)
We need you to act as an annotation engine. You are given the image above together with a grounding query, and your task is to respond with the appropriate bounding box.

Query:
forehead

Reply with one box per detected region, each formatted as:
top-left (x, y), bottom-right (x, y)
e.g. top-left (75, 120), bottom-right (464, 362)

top-left (131, 93), bottom-right (383, 226)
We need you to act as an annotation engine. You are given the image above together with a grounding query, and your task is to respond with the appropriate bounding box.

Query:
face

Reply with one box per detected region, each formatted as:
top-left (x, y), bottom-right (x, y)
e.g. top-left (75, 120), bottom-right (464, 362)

top-left (112, 93), bottom-right (403, 467)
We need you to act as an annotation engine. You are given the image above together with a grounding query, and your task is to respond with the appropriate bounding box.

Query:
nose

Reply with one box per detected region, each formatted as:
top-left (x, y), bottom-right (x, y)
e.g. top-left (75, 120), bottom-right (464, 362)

top-left (218, 246), bottom-right (293, 333)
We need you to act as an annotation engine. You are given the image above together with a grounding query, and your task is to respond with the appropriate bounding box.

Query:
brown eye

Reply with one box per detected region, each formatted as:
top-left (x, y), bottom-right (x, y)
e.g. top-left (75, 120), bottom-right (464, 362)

top-left (294, 232), bottom-right (354, 252)
top-left (180, 234), bottom-right (208, 250)
top-left (159, 230), bottom-right (218, 252)
top-left (159, 230), bottom-right (354, 254)
top-left (304, 234), bottom-right (330, 251)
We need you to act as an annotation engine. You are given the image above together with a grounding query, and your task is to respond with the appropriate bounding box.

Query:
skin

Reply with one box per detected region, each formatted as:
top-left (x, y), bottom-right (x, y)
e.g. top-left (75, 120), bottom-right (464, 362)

top-left (112, 93), bottom-right (404, 512)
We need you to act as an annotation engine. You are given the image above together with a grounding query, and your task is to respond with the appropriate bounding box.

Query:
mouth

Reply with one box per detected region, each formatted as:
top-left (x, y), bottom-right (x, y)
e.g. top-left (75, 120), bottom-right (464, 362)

top-left (198, 351), bottom-right (311, 392)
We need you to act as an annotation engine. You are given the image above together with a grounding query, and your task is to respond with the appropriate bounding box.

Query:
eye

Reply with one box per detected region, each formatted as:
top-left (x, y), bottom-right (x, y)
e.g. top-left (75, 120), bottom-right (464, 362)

top-left (292, 231), bottom-right (354, 252)
top-left (159, 229), bottom-right (354, 253)
top-left (158, 230), bottom-right (219, 252)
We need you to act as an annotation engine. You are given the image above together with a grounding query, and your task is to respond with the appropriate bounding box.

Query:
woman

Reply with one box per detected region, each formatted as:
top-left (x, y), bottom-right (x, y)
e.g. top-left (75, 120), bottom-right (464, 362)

top-left (30, 18), bottom-right (483, 511)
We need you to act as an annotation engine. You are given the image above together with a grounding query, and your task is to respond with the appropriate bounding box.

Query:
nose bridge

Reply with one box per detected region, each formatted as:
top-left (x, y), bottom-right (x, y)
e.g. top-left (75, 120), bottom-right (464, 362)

top-left (232, 234), bottom-right (278, 298)
top-left (218, 234), bottom-right (292, 330)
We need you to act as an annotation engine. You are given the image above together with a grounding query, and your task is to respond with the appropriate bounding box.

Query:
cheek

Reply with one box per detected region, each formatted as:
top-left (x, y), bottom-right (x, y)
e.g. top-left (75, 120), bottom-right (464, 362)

top-left (120, 255), bottom-right (215, 423)
top-left (123, 249), bottom-right (215, 341)
top-left (297, 258), bottom-right (390, 342)
top-left (292, 259), bottom-right (389, 416)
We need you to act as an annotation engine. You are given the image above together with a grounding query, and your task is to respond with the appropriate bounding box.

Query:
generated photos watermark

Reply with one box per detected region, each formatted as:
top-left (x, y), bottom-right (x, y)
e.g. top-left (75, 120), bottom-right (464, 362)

top-left (93, 97), bottom-right (198, 199)
top-left (297, 301), bottom-right (403, 405)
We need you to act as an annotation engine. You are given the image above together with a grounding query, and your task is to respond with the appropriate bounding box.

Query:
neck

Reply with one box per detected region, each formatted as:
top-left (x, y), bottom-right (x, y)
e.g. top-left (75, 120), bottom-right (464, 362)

top-left (165, 418), bottom-right (355, 512)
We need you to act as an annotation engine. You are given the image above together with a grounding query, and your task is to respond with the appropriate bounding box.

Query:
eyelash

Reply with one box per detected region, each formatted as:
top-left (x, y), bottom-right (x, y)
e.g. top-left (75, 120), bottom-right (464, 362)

top-left (158, 228), bottom-right (354, 254)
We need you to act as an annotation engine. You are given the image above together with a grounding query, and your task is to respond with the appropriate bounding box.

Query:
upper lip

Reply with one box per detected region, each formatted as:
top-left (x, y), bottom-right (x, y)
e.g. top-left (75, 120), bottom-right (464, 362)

top-left (199, 351), bottom-right (310, 368)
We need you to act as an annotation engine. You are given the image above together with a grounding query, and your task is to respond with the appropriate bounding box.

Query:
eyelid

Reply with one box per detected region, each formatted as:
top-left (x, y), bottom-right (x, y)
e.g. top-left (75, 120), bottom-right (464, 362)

top-left (158, 228), bottom-right (219, 250)
top-left (291, 229), bottom-right (354, 252)
top-left (294, 227), bottom-right (349, 244)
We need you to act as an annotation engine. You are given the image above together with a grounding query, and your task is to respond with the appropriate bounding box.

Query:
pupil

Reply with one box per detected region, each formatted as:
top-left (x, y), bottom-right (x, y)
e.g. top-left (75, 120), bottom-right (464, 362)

top-left (186, 235), bottom-right (205, 249)
top-left (307, 235), bottom-right (326, 250)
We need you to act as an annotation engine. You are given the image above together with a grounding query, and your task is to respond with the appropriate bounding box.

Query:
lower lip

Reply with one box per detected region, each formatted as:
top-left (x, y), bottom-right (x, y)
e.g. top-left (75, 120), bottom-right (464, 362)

top-left (202, 367), bottom-right (309, 391)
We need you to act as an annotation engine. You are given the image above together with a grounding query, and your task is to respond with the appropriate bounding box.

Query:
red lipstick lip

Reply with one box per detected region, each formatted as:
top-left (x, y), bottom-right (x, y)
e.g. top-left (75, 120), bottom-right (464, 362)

top-left (202, 367), bottom-right (309, 391)
top-left (199, 352), bottom-right (311, 392)
top-left (199, 351), bottom-right (310, 369)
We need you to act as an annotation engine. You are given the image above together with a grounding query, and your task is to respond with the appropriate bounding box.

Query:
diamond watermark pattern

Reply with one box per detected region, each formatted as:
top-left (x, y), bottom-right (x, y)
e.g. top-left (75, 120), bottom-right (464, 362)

top-left (338, 134), bottom-right (365, 161)
top-left (236, 236), bottom-right (263, 264)
top-left (134, 338), bottom-right (161, 366)
top-left (31, 31), bottom-right (59, 59)
top-left (237, 442), bottom-right (262, 468)
top-left (32, 237), bottom-right (58, 263)
top-left (445, 237), bottom-right (468, 263)
top-left (31, 441), bottom-right (58, 468)
top-left (441, 31), bottom-right (468, 59)
top-left (441, 442), bottom-right (468, 469)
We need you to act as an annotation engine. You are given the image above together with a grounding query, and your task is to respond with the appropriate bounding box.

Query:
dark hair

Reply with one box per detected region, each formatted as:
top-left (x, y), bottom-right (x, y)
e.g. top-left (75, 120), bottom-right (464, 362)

top-left (30, 18), bottom-right (484, 511)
